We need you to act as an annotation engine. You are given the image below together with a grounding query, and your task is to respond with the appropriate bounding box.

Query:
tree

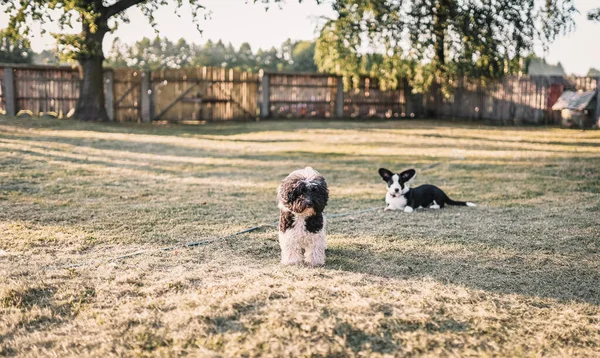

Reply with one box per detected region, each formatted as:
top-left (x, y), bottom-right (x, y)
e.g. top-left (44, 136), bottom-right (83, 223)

top-left (522, 55), bottom-right (566, 76)
top-left (33, 49), bottom-right (61, 65)
top-left (106, 36), bottom-right (194, 70)
top-left (588, 7), bottom-right (600, 22)
top-left (105, 37), bottom-right (319, 73)
top-left (191, 40), bottom-right (215, 68)
top-left (105, 37), bottom-right (129, 68)
top-left (315, 0), bottom-right (579, 92)
top-left (212, 40), bottom-right (227, 67)
top-left (277, 39), bottom-right (318, 73)
top-left (236, 42), bottom-right (256, 71)
top-left (2, 0), bottom-right (206, 121)
top-left (256, 46), bottom-right (285, 72)
top-left (289, 40), bottom-right (318, 72)
top-left (0, 29), bottom-right (33, 64)
top-left (587, 68), bottom-right (600, 77)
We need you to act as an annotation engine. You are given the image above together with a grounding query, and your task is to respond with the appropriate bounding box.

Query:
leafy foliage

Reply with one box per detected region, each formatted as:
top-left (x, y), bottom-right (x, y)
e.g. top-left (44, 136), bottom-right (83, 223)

top-left (588, 7), bottom-right (600, 22)
top-left (32, 49), bottom-right (63, 65)
top-left (0, 29), bottom-right (33, 64)
top-left (523, 55), bottom-right (566, 76)
top-left (105, 36), bottom-right (319, 73)
top-left (315, 0), bottom-right (579, 92)
top-left (1, 0), bottom-right (208, 62)
top-left (587, 68), bottom-right (600, 77)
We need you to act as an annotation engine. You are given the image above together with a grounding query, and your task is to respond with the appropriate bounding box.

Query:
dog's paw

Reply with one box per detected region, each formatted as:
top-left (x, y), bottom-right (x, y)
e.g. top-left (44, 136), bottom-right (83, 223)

top-left (403, 206), bottom-right (414, 213)
top-left (305, 260), bottom-right (325, 267)
top-left (281, 259), bottom-right (302, 266)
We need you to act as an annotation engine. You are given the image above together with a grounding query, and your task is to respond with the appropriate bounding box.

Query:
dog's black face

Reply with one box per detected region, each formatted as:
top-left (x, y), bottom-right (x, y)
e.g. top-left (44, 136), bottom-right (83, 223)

top-left (278, 167), bottom-right (328, 216)
top-left (379, 168), bottom-right (416, 197)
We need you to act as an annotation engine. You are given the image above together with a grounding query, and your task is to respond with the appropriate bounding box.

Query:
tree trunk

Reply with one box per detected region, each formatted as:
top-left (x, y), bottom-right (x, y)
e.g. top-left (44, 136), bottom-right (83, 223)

top-left (74, 54), bottom-right (108, 121)
top-left (430, 0), bottom-right (450, 118)
top-left (433, 0), bottom-right (449, 74)
top-left (72, 15), bottom-right (109, 122)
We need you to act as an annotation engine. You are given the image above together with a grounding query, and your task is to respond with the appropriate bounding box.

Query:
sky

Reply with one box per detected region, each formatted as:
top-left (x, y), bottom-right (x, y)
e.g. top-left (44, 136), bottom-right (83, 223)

top-left (1, 0), bottom-right (599, 75)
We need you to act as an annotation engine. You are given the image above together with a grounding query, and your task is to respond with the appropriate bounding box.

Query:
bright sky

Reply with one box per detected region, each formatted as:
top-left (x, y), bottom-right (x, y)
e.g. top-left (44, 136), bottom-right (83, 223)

top-left (1, 0), bottom-right (599, 75)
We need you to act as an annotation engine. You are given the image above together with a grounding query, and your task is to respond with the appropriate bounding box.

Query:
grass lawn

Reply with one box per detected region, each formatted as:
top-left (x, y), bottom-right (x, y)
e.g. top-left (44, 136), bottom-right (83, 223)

top-left (1, 116), bottom-right (599, 357)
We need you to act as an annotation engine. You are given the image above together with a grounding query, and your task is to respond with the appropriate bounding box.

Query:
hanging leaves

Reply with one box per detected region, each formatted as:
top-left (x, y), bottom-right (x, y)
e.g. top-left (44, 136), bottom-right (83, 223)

top-left (314, 0), bottom-right (579, 92)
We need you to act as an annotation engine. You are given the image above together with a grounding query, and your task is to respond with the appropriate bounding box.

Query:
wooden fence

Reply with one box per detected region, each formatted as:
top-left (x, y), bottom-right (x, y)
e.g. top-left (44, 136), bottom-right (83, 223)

top-left (436, 76), bottom-right (598, 125)
top-left (1, 63), bottom-right (598, 125)
top-left (0, 64), bottom-right (259, 123)
top-left (261, 72), bottom-right (425, 120)
top-left (151, 67), bottom-right (259, 122)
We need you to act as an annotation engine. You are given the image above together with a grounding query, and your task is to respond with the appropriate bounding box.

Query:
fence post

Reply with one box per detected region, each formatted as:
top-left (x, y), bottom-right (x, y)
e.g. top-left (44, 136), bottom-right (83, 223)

top-left (336, 76), bottom-right (344, 118)
top-left (104, 70), bottom-right (115, 121)
top-left (260, 72), bottom-right (270, 119)
top-left (596, 77), bottom-right (600, 127)
top-left (3, 67), bottom-right (16, 117)
top-left (140, 71), bottom-right (152, 122)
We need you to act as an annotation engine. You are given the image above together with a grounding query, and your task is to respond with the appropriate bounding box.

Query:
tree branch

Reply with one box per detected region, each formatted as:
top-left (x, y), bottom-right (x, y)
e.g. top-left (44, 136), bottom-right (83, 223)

top-left (589, 8), bottom-right (600, 22)
top-left (105, 0), bottom-right (147, 18)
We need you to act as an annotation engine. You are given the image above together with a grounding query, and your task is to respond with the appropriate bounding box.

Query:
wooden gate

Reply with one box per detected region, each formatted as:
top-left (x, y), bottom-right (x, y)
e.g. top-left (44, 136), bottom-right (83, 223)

top-left (112, 68), bottom-right (141, 122)
top-left (151, 67), bottom-right (258, 122)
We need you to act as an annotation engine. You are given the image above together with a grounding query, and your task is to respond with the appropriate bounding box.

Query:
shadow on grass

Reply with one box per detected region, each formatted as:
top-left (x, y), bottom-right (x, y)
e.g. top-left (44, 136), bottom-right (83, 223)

top-left (1, 116), bottom-right (574, 140)
top-left (418, 133), bottom-right (600, 148)
top-left (0, 284), bottom-right (95, 348)
top-left (2, 129), bottom-right (597, 160)
top-left (239, 203), bottom-right (600, 307)
top-left (324, 233), bottom-right (600, 306)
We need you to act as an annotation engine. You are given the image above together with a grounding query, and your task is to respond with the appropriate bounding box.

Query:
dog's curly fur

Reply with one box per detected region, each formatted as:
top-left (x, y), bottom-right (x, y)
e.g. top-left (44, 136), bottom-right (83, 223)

top-left (277, 167), bottom-right (329, 266)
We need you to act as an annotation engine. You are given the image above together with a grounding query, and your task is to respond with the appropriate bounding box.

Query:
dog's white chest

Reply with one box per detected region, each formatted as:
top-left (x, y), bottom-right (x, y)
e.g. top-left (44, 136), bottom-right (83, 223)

top-left (281, 217), bottom-right (308, 243)
top-left (385, 193), bottom-right (407, 210)
top-left (280, 216), bottom-right (326, 246)
top-left (278, 214), bottom-right (327, 266)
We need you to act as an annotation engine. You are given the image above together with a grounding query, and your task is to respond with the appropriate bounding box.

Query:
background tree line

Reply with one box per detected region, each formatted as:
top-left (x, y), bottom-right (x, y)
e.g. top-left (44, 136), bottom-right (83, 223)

top-left (106, 36), bottom-right (318, 73)
top-left (0, 29), bottom-right (318, 73)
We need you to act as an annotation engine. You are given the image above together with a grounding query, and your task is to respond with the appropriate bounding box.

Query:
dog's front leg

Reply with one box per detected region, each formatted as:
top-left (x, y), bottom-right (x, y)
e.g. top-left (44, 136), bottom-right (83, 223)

top-left (403, 206), bottom-right (414, 213)
top-left (303, 214), bottom-right (326, 266)
top-left (304, 235), bottom-right (326, 267)
top-left (279, 210), bottom-right (303, 265)
top-left (279, 236), bottom-right (303, 265)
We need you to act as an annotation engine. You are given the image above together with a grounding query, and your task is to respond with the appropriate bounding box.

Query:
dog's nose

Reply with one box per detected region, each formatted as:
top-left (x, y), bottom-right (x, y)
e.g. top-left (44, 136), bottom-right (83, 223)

top-left (394, 188), bottom-right (400, 193)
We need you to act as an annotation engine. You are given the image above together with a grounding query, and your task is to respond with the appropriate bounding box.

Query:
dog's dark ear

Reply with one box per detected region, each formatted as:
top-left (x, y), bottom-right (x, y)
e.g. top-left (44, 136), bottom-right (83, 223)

top-left (378, 168), bottom-right (393, 182)
top-left (399, 169), bottom-right (416, 183)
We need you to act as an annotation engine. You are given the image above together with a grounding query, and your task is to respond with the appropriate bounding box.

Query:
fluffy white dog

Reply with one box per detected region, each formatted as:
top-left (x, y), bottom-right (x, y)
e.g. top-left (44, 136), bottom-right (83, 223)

top-left (277, 167), bottom-right (329, 266)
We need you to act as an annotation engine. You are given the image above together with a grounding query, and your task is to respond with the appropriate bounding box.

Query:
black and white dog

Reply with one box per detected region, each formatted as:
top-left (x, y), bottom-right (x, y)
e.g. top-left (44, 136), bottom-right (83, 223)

top-left (378, 168), bottom-right (476, 213)
top-left (277, 167), bottom-right (329, 266)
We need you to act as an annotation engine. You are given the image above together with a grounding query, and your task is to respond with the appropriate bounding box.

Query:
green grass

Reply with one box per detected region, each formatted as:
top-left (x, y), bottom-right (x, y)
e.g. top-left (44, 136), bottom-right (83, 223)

top-left (1, 117), bottom-right (600, 357)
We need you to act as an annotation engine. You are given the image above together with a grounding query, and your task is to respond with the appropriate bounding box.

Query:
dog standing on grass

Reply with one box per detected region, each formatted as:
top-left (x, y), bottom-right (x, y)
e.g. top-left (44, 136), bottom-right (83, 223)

top-left (277, 167), bottom-right (329, 266)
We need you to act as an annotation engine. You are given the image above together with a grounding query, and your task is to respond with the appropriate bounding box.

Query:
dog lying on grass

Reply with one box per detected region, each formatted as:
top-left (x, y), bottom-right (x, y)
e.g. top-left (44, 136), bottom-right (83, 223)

top-left (379, 168), bottom-right (476, 212)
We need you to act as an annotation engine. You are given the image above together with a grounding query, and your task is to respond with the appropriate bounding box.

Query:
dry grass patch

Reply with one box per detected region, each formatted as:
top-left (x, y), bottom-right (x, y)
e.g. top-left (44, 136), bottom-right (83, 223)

top-left (1, 117), bottom-right (600, 357)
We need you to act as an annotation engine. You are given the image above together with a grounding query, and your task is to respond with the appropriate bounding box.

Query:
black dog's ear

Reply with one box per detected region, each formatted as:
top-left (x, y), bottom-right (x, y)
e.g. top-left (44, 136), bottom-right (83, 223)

top-left (399, 169), bottom-right (416, 183)
top-left (378, 168), bottom-right (393, 182)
